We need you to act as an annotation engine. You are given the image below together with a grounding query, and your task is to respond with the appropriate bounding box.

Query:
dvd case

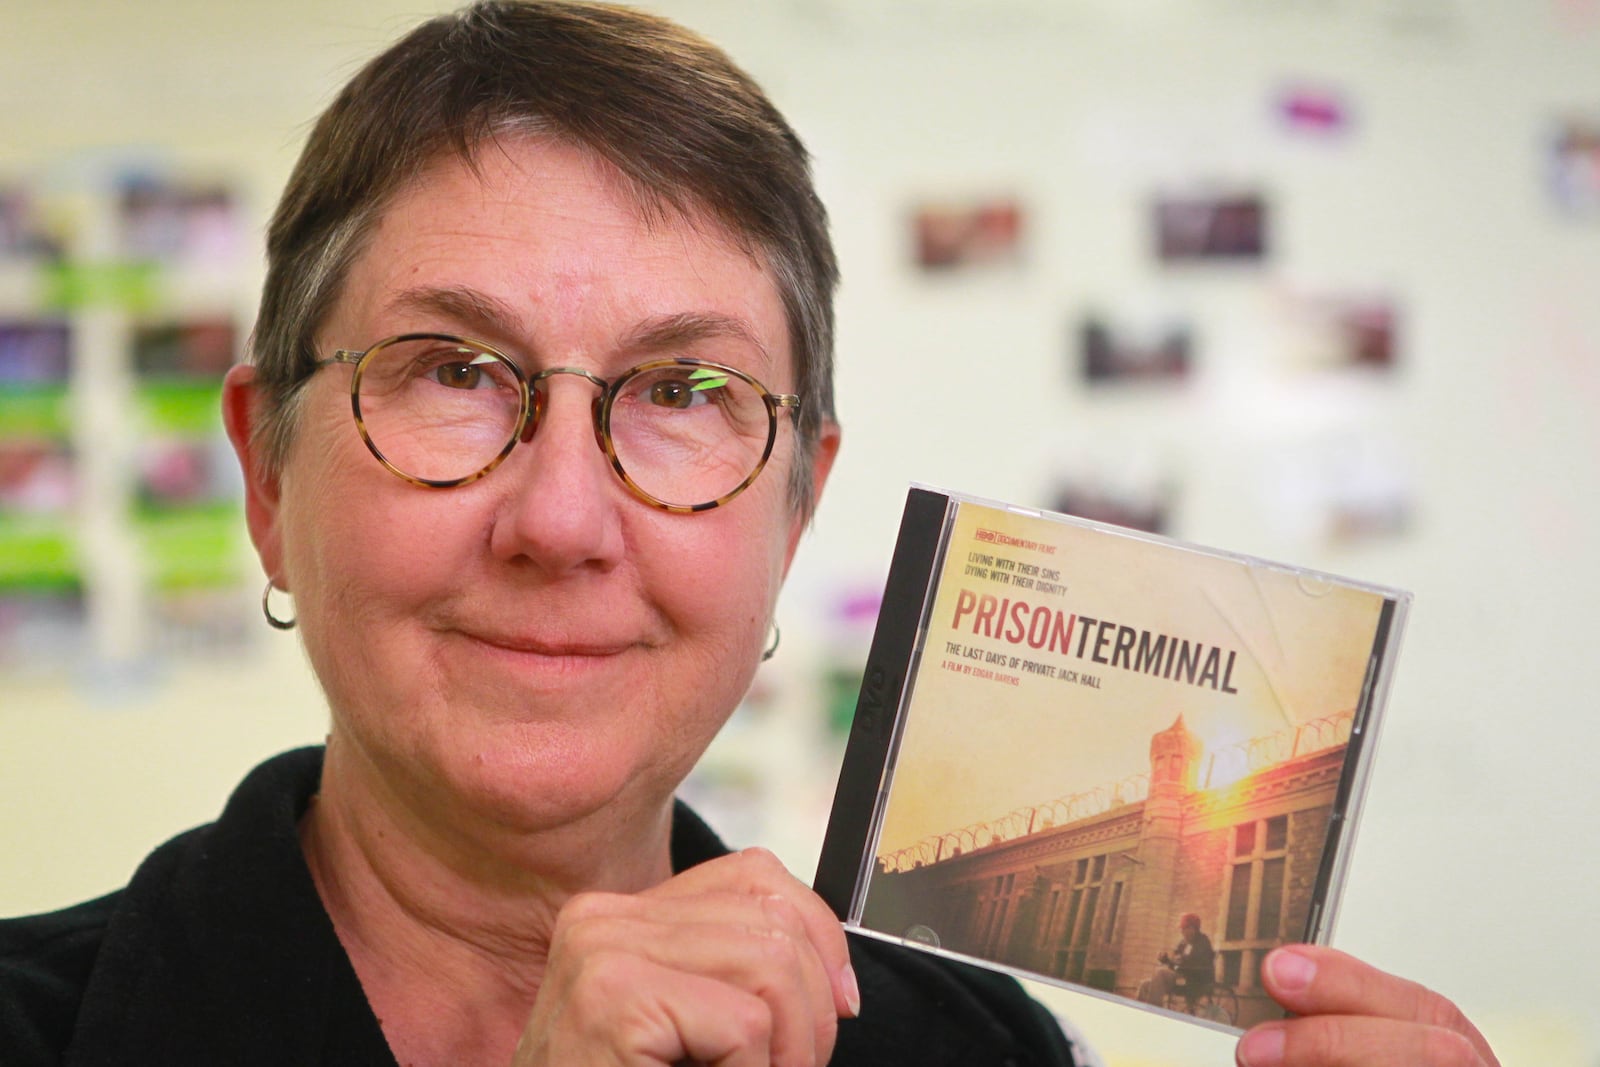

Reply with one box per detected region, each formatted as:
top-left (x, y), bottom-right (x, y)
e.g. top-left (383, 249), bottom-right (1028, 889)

top-left (815, 486), bottom-right (1409, 1033)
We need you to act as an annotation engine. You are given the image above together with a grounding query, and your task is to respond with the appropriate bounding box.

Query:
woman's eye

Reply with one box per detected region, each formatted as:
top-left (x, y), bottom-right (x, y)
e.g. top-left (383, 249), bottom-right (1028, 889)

top-left (647, 378), bottom-right (696, 408)
top-left (431, 361), bottom-right (483, 389)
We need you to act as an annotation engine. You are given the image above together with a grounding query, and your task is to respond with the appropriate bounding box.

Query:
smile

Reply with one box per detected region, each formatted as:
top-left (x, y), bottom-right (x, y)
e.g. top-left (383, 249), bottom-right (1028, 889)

top-left (462, 631), bottom-right (637, 659)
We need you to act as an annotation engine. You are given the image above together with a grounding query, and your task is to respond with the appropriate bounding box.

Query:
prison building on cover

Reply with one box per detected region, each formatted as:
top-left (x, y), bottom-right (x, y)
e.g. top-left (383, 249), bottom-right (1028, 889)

top-left (863, 713), bottom-right (1352, 1027)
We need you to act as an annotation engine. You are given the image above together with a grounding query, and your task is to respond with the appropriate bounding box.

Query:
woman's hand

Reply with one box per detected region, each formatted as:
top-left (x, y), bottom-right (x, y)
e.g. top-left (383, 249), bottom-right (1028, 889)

top-left (512, 848), bottom-right (858, 1067)
top-left (1237, 945), bottom-right (1499, 1067)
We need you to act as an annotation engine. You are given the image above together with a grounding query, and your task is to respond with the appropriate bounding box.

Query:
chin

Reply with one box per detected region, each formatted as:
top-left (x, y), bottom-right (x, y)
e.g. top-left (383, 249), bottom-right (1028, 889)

top-left (428, 720), bottom-right (684, 836)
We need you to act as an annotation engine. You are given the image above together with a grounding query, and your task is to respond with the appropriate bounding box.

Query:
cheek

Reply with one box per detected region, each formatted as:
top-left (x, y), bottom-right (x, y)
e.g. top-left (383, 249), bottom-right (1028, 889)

top-left (277, 415), bottom-right (455, 626)
top-left (658, 499), bottom-right (793, 647)
top-left (279, 473), bottom-right (473, 730)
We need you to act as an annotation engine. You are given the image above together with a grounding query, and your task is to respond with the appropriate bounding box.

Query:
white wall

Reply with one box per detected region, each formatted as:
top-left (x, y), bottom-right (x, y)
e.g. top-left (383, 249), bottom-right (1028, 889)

top-left (2, 2), bottom-right (1596, 1064)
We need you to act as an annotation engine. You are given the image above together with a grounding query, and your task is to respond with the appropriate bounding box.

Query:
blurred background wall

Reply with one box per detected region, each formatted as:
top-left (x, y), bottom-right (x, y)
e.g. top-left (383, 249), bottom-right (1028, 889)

top-left (1, 1), bottom-right (1596, 1064)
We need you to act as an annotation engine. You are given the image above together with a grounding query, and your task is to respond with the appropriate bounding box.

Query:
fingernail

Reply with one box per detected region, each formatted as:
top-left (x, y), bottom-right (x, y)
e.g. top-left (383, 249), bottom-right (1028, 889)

top-left (1236, 1024), bottom-right (1285, 1067)
top-left (1266, 946), bottom-right (1317, 993)
top-left (839, 962), bottom-right (861, 1017)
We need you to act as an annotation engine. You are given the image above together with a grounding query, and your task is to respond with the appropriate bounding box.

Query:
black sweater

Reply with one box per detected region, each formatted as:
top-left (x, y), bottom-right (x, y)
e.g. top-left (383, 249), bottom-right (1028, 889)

top-left (2, 747), bottom-right (1081, 1066)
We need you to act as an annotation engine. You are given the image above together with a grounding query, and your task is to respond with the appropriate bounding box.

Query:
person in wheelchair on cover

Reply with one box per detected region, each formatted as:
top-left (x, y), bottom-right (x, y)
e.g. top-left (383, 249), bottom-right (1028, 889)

top-left (1136, 912), bottom-right (1216, 1010)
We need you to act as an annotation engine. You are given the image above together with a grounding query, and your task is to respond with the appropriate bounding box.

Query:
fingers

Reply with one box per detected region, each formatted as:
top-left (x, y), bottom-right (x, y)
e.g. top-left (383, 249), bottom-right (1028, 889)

top-left (519, 850), bottom-right (855, 1067)
top-left (1238, 946), bottom-right (1499, 1067)
top-left (1258, 945), bottom-right (1452, 1025)
top-left (553, 890), bottom-right (833, 1066)
top-left (520, 953), bottom-right (776, 1067)
top-left (656, 848), bottom-right (859, 1020)
top-left (1237, 1016), bottom-right (1489, 1067)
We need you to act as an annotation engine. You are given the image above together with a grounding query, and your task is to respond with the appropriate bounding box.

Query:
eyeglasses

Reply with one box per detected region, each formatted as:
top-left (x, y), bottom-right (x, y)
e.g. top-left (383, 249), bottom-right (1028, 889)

top-left (315, 333), bottom-right (800, 513)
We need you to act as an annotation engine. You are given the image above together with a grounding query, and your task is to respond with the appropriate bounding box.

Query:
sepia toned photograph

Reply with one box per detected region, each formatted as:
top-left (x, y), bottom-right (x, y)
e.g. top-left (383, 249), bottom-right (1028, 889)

top-left (1272, 290), bottom-right (1401, 374)
top-left (1154, 193), bottom-right (1269, 263)
top-left (1050, 476), bottom-right (1175, 536)
top-left (1078, 312), bottom-right (1193, 384)
top-left (910, 196), bottom-right (1026, 272)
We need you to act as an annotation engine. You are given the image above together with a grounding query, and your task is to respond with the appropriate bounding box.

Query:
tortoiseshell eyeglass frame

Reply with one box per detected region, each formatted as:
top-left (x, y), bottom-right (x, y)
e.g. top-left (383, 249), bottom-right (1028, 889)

top-left (314, 332), bottom-right (801, 514)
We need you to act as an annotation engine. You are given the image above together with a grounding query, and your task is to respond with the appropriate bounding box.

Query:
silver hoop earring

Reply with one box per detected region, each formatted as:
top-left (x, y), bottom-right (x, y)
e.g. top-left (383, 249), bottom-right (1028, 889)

top-left (761, 622), bottom-right (781, 662)
top-left (262, 581), bottom-right (297, 631)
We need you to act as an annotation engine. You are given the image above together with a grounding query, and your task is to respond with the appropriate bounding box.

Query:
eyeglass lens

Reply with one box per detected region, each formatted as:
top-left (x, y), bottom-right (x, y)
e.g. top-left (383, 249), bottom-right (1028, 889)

top-left (352, 337), bottom-right (777, 507)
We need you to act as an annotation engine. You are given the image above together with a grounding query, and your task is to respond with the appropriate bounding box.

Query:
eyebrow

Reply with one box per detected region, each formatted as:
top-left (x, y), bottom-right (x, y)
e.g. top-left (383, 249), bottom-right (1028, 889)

top-left (384, 286), bottom-right (773, 370)
top-left (386, 286), bottom-right (526, 339)
top-left (618, 312), bottom-right (773, 367)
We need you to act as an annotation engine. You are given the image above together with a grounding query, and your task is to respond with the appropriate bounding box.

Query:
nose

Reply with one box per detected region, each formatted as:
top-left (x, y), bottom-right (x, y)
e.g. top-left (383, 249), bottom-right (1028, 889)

top-left (486, 370), bottom-right (625, 573)
top-left (516, 366), bottom-right (608, 446)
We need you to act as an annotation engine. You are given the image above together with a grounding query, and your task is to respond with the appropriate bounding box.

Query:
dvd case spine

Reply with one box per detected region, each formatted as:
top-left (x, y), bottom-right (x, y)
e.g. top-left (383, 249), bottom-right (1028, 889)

top-left (815, 486), bottom-right (951, 921)
top-left (1300, 593), bottom-right (1407, 943)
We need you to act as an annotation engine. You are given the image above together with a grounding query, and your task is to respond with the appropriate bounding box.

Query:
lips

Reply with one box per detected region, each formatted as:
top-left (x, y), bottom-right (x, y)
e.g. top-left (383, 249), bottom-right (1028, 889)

top-left (465, 631), bottom-right (637, 658)
top-left (444, 630), bottom-right (643, 692)
top-left (428, 598), bottom-right (665, 672)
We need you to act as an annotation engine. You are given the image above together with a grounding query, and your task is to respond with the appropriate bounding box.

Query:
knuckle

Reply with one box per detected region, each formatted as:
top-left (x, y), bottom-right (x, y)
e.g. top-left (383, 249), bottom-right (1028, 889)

top-left (551, 892), bottom-right (628, 954)
top-left (750, 926), bottom-right (803, 970)
top-left (565, 949), bottom-right (635, 1019)
top-left (557, 890), bottom-right (614, 926)
top-left (1420, 1026), bottom-right (1481, 1067)
top-left (760, 892), bottom-right (806, 935)
top-left (740, 845), bottom-right (780, 866)
top-left (1419, 990), bottom-right (1473, 1034)
top-left (726, 992), bottom-right (775, 1047)
top-left (734, 846), bottom-right (784, 882)
top-left (1285, 1018), bottom-right (1348, 1065)
top-left (813, 1010), bottom-right (839, 1051)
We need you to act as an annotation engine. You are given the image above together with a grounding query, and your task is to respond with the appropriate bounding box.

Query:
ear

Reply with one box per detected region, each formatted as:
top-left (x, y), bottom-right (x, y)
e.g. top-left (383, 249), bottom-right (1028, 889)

top-left (221, 364), bottom-right (287, 589)
top-left (781, 418), bottom-right (841, 576)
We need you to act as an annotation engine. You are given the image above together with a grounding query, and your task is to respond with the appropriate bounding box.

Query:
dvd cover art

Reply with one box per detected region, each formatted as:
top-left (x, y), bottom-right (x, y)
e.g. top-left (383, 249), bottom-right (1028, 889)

top-left (816, 486), bottom-right (1407, 1033)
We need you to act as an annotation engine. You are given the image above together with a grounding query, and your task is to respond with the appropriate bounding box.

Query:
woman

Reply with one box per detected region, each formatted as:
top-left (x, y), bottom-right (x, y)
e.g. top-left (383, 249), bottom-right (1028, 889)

top-left (1, 3), bottom-right (1499, 1066)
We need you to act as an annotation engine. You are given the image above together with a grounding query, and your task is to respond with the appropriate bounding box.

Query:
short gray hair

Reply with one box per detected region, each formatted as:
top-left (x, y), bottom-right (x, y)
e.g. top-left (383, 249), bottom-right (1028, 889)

top-left (249, 0), bottom-right (838, 515)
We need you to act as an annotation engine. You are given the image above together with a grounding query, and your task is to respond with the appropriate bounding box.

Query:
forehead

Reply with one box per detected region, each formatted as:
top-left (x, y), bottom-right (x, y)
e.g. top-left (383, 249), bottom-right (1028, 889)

top-left (330, 137), bottom-right (791, 375)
